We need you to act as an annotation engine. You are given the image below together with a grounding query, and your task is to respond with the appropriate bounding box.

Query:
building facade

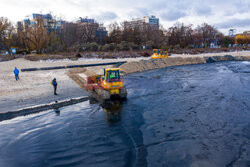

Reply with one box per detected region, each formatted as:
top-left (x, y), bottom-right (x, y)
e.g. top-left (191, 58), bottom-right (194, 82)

top-left (78, 17), bottom-right (108, 44)
top-left (18, 13), bottom-right (64, 32)
top-left (124, 15), bottom-right (159, 30)
top-left (96, 24), bottom-right (108, 44)
top-left (79, 17), bottom-right (94, 24)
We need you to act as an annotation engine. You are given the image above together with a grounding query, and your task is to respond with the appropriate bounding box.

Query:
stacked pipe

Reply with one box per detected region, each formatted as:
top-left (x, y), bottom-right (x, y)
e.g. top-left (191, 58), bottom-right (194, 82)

top-left (21, 61), bottom-right (127, 72)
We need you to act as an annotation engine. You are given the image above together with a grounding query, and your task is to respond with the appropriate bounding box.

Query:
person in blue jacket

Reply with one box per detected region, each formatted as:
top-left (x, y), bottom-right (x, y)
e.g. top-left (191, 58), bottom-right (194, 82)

top-left (51, 78), bottom-right (58, 95)
top-left (14, 67), bottom-right (19, 81)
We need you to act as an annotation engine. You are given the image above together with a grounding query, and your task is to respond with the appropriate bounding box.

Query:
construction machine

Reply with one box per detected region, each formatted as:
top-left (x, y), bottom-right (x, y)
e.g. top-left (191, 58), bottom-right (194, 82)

top-left (151, 49), bottom-right (168, 59)
top-left (85, 68), bottom-right (127, 100)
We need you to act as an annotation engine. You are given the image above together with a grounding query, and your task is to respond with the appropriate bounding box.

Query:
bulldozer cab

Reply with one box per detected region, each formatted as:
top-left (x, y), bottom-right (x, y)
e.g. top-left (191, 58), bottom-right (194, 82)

top-left (104, 68), bottom-right (121, 82)
top-left (152, 49), bottom-right (168, 59)
top-left (99, 68), bottom-right (126, 96)
top-left (153, 49), bottom-right (161, 54)
top-left (161, 50), bottom-right (167, 55)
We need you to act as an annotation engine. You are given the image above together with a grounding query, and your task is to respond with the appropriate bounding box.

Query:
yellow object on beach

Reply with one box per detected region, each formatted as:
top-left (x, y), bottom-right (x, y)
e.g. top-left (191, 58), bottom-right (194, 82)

top-left (151, 49), bottom-right (168, 59)
top-left (85, 68), bottom-right (127, 99)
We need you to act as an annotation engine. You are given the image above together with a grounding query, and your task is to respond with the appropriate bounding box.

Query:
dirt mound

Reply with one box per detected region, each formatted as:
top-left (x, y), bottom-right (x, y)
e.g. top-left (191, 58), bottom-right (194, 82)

top-left (120, 57), bottom-right (206, 74)
top-left (119, 55), bottom-right (250, 74)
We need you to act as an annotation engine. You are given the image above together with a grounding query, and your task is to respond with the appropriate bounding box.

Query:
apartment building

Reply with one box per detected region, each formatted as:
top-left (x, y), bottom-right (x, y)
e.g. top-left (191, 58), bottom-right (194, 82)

top-left (124, 15), bottom-right (159, 30)
top-left (18, 13), bottom-right (64, 32)
top-left (78, 17), bottom-right (108, 44)
top-left (79, 17), bottom-right (95, 24)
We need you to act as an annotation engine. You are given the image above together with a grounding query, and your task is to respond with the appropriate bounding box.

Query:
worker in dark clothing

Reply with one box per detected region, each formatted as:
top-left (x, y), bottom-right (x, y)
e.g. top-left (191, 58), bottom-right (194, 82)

top-left (14, 67), bottom-right (19, 81)
top-left (51, 78), bottom-right (58, 95)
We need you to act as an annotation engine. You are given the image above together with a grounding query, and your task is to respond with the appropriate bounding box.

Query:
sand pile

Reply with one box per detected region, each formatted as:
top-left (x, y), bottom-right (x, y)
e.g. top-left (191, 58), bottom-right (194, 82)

top-left (120, 55), bottom-right (250, 74)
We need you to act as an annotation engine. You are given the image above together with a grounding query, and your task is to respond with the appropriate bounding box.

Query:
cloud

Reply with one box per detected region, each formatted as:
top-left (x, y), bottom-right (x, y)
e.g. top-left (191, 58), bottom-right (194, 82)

top-left (215, 18), bottom-right (250, 29)
top-left (130, 8), bottom-right (150, 17)
top-left (0, 0), bottom-right (250, 33)
top-left (95, 11), bottom-right (118, 22)
top-left (196, 7), bottom-right (212, 16)
top-left (160, 10), bottom-right (187, 21)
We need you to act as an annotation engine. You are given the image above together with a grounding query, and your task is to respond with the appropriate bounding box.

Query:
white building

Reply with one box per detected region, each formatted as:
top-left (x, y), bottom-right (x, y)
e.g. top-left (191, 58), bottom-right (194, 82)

top-left (124, 15), bottom-right (159, 30)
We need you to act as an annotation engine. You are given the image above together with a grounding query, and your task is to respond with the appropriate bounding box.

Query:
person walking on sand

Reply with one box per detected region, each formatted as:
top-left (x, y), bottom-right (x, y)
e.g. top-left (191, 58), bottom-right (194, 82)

top-left (14, 67), bottom-right (19, 81)
top-left (51, 78), bottom-right (58, 95)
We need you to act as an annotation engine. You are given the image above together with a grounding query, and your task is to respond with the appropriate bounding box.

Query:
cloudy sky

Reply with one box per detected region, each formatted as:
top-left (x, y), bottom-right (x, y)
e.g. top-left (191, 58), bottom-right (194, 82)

top-left (0, 0), bottom-right (249, 34)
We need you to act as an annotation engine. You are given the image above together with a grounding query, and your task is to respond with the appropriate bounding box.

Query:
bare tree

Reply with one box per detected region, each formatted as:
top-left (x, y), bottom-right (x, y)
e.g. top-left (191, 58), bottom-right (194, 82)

top-left (195, 23), bottom-right (222, 47)
top-left (108, 22), bottom-right (122, 44)
top-left (19, 18), bottom-right (55, 54)
top-left (60, 22), bottom-right (78, 50)
top-left (0, 17), bottom-right (14, 50)
top-left (166, 23), bottom-right (194, 48)
top-left (120, 21), bottom-right (164, 48)
top-left (76, 22), bottom-right (98, 43)
top-left (121, 22), bottom-right (134, 43)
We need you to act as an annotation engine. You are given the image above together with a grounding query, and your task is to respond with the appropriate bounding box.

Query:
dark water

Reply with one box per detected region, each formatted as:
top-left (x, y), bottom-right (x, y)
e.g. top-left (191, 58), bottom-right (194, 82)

top-left (0, 61), bottom-right (250, 167)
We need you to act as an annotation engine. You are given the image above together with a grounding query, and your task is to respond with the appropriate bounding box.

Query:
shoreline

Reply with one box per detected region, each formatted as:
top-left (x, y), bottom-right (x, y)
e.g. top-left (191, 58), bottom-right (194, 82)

top-left (0, 96), bottom-right (89, 121)
top-left (68, 54), bottom-right (250, 91)
top-left (0, 57), bottom-right (145, 116)
top-left (0, 51), bottom-right (250, 120)
top-left (119, 55), bottom-right (250, 74)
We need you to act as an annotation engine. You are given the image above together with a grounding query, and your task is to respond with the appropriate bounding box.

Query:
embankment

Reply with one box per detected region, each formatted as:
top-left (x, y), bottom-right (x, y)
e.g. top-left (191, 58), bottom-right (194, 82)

top-left (1, 53), bottom-right (249, 120)
top-left (0, 96), bottom-right (89, 121)
top-left (66, 54), bottom-right (250, 89)
top-left (119, 55), bottom-right (250, 74)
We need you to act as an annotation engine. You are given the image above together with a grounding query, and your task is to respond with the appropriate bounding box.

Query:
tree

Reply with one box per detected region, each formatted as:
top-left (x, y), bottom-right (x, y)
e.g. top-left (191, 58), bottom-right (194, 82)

top-left (195, 23), bottom-right (222, 47)
top-left (235, 33), bottom-right (250, 45)
top-left (166, 23), bottom-right (194, 48)
top-left (121, 22), bottom-right (134, 43)
top-left (107, 22), bottom-right (122, 44)
top-left (60, 22), bottom-right (78, 51)
top-left (19, 18), bottom-right (55, 54)
top-left (102, 43), bottom-right (116, 51)
top-left (0, 17), bottom-right (14, 50)
top-left (120, 21), bottom-right (164, 48)
top-left (222, 36), bottom-right (234, 47)
top-left (76, 22), bottom-right (97, 44)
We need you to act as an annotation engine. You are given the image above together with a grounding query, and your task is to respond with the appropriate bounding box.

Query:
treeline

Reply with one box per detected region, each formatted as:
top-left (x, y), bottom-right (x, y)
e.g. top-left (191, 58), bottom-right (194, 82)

top-left (0, 16), bottom-right (248, 54)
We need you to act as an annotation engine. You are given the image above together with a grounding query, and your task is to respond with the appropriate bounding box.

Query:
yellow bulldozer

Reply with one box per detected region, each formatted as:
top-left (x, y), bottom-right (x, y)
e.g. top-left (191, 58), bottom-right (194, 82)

top-left (151, 49), bottom-right (168, 59)
top-left (85, 68), bottom-right (127, 100)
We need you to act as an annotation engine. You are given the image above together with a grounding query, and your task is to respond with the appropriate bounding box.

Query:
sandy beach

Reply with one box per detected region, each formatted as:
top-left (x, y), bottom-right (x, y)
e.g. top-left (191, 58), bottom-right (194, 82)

top-left (0, 57), bottom-right (147, 113)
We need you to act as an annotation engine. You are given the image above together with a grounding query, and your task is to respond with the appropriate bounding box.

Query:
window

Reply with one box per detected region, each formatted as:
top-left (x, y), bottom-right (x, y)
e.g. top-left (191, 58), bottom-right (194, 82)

top-left (161, 51), bottom-right (167, 55)
top-left (107, 70), bottom-right (120, 82)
